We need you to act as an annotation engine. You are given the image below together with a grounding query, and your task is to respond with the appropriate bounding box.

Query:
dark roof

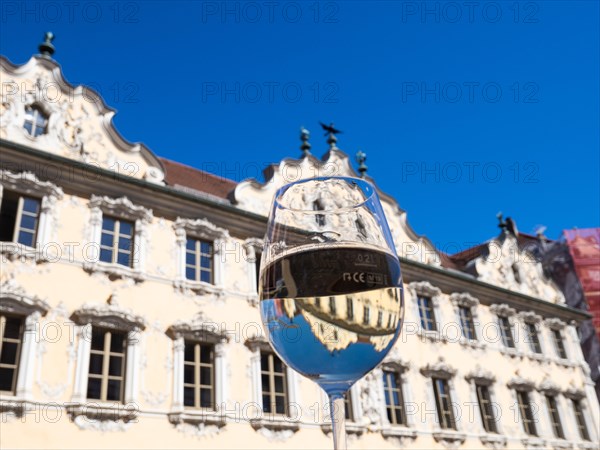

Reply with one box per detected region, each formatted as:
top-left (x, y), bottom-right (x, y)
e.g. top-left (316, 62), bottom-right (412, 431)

top-left (160, 158), bottom-right (237, 201)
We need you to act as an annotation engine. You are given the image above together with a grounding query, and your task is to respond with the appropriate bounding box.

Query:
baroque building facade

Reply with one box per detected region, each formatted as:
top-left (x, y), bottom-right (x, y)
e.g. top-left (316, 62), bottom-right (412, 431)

top-left (0, 45), bottom-right (599, 449)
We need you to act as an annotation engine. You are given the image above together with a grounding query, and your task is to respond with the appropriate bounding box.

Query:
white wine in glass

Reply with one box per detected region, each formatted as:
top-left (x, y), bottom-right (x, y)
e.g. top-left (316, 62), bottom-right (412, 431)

top-left (258, 177), bottom-right (404, 449)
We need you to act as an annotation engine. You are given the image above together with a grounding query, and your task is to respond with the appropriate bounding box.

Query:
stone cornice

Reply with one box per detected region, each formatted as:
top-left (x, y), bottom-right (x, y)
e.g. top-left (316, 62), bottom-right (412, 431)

top-left (0, 278), bottom-right (50, 316)
top-left (71, 302), bottom-right (146, 331)
top-left (0, 139), bottom-right (592, 323)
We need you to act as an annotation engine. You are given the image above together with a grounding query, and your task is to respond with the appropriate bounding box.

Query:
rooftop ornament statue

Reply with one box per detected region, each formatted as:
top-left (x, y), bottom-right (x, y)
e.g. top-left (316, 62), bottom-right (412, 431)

top-left (356, 150), bottom-right (368, 178)
top-left (319, 121), bottom-right (342, 149)
top-left (38, 32), bottom-right (55, 58)
top-left (300, 127), bottom-right (311, 158)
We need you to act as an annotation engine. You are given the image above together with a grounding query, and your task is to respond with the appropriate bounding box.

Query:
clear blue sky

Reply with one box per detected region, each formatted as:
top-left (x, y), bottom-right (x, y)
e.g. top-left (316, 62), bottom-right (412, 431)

top-left (1, 1), bottom-right (598, 252)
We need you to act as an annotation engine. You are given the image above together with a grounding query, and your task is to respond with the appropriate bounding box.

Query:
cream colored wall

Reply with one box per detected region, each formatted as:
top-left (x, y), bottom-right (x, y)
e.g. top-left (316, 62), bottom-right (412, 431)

top-left (1, 190), bottom-right (598, 449)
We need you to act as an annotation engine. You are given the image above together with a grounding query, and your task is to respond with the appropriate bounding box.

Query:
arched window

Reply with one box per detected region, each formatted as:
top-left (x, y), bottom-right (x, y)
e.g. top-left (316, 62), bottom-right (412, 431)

top-left (23, 105), bottom-right (48, 138)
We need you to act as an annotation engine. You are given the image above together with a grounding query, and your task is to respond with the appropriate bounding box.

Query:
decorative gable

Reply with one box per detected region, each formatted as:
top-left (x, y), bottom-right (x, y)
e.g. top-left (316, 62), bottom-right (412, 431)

top-left (0, 55), bottom-right (164, 184)
top-left (472, 232), bottom-right (565, 304)
top-left (233, 146), bottom-right (440, 264)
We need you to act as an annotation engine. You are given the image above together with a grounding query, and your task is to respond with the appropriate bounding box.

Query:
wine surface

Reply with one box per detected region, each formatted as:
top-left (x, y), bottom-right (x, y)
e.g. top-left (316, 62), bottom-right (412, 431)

top-left (259, 245), bottom-right (404, 394)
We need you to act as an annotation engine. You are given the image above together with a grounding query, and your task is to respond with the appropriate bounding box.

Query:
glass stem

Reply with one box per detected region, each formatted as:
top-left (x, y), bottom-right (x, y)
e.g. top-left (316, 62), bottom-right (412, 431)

top-left (329, 392), bottom-right (347, 450)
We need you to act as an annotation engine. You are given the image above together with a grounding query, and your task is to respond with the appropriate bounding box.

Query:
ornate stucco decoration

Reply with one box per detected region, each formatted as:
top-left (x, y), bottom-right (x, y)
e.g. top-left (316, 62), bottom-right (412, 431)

top-left (471, 232), bottom-right (564, 304)
top-left (544, 318), bottom-right (567, 330)
top-left (420, 357), bottom-right (457, 379)
top-left (464, 365), bottom-right (496, 386)
top-left (518, 311), bottom-right (542, 324)
top-left (506, 372), bottom-right (535, 391)
top-left (0, 55), bottom-right (165, 184)
top-left (70, 299), bottom-right (146, 331)
top-left (449, 292), bottom-right (479, 308)
top-left (537, 377), bottom-right (560, 395)
top-left (408, 280), bottom-right (442, 301)
top-left (563, 386), bottom-right (586, 400)
top-left (490, 303), bottom-right (516, 317)
top-left (232, 146), bottom-right (441, 264)
top-left (167, 314), bottom-right (229, 344)
top-left (0, 170), bottom-right (64, 262)
top-left (0, 277), bottom-right (50, 316)
top-left (172, 217), bottom-right (229, 297)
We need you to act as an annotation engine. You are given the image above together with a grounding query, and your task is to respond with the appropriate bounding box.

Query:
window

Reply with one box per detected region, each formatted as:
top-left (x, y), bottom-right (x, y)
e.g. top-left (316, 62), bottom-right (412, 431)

top-left (525, 323), bottom-right (542, 354)
top-left (185, 238), bottom-right (214, 284)
top-left (0, 191), bottom-right (41, 247)
top-left (459, 306), bottom-right (477, 340)
top-left (86, 328), bottom-right (127, 402)
top-left (0, 314), bottom-right (24, 394)
top-left (476, 384), bottom-right (497, 433)
top-left (572, 399), bottom-right (590, 441)
top-left (499, 316), bottom-right (515, 348)
top-left (418, 296), bottom-right (437, 331)
top-left (183, 341), bottom-right (214, 409)
top-left (545, 395), bottom-right (564, 439)
top-left (345, 391), bottom-right (354, 421)
top-left (99, 217), bottom-right (134, 267)
top-left (516, 390), bottom-right (537, 436)
top-left (383, 370), bottom-right (406, 426)
top-left (260, 351), bottom-right (288, 415)
top-left (363, 305), bottom-right (370, 325)
top-left (346, 296), bottom-right (354, 321)
top-left (329, 296), bottom-right (337, 315)
top-left (551, 329), bottom-right (567, 359)
top-left (433, 378), bottom-right (455, 430)
top-left (23, 104), bottom-right (48, 137)
top-left (255, 250), bottom-right (262, 290)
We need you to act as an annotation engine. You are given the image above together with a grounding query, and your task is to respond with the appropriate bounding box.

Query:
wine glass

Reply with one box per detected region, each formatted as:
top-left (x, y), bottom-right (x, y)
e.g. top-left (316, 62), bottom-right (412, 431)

top-left (258, 176), bottom-right (404, 449)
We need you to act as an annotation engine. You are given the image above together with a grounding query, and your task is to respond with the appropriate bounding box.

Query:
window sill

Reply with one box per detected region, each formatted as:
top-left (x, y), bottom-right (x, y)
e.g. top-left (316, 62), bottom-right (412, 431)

top-left (432, 430), bottom-right (466, 444)
top-left (458, 338), bottom-right (485, 349)
top-left (168, 409), bottom-right (226, 427)
top-left (418, 330), bottom-right (448, 343)
top-left (499, 347), bottom-right (524, 358)
top-left (480, 433), bottom-right (507, 447)
top-left (321, 421), bottom-right (366, 436)
top-left (0, 396), bottom-right (31, 416)
top-left (65, 401), bottom-right (138, 422)
top-left (576, 441), bottom-right (598, 450)
top-left (381, 426), bottom-right (417, 440)
top-left (521, 436), bottom-right (546, 448)
top-left (0, 242), bottom-right (47, 263)
top-left (83, 261), bottom-right (145, 282)
top-left (249, 417), bottom-right (300, 433)
top-left (545, 439), bottom-right (574, 449)
top-left (173, 279), bottom-right (224, 297)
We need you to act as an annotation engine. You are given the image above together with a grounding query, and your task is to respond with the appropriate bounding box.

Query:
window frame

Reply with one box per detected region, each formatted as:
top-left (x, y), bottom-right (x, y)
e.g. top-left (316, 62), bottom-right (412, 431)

top-left (382, 369), bottom-right (407, 426)
top-left (85, 195), bottom-right (152, 281)
top-left (86, 328), bottom-right (127, 403)
top-left (417, 296), bottom-right (437, 331)
top-left (173, 217), bottom-right (229, 295)
top-left (0, 313), bottom-right (24, 395)
top-left (571, 398), bottom-right (591, 441)
top-left (516, 390), bottom-right (538, 436)
top-left (545, 394), bottom-right (565, 439)
top-left (0, 170), bottom-right (63, 261)
top-left (69, 302), bottom-right (146, 423)
top-left (0, 284), bottom-right (49, 417)
top-left (475, 383), bottom-right (498, 434)
top-left (99, 216), bottom-right (135, 268)
top-left (23, 104), bottom-right (49, 138)
top-left (184, 237), bottom-right (214, 284)
top-left (260, 350), bottom-right (289, 416)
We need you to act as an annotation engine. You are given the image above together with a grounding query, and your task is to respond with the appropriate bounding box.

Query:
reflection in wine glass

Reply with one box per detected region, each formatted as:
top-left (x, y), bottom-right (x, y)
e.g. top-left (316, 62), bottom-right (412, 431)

top-left (259, 177), bottom-right (404, 450)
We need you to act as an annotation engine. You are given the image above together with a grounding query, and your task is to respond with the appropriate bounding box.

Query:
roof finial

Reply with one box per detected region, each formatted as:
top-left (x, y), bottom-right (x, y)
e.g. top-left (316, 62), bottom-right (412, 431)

top-left (497, 212), bottom-right (507, 230)
top-left (300, 126), bottom-right (311, 157)
top-left (38, 32), bottom-right (55, 58)
top-left (356, 150), bottom-right (368, 178)
top-left (319, 121), bottom-right (342, 149)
